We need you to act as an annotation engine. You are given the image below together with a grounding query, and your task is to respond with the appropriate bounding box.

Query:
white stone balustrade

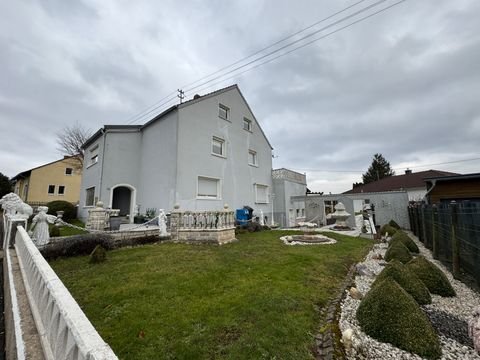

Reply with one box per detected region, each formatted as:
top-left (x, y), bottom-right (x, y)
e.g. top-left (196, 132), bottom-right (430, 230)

top-left (14, 225), bottom-right (118, 359)
top-left (170, 205), bottom-right (236, 244)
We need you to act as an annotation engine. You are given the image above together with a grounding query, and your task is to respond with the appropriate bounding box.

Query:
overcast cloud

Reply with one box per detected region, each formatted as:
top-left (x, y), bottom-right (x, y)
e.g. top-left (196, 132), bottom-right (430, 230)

top-left (1, 0), bottom-right (479, 193)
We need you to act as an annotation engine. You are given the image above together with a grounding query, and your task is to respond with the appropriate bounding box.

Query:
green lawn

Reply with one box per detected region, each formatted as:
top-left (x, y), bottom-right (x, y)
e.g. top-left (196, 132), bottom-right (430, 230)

top-left (51, 230), bottom-right (372, 360)
top-left (49, 219), bottom-right (88, 237)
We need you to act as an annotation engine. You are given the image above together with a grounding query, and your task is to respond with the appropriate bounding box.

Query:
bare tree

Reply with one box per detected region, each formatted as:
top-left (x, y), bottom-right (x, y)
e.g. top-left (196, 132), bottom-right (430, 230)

top-left (56, 122), bottom-right (92, 168)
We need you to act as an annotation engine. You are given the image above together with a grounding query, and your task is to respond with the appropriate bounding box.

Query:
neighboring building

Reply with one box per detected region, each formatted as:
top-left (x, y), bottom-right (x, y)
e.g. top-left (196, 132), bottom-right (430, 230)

top-left (424, 173), bottom-right (480, 205)
top-left (272, 168), bottom-right (307, 227)
top-left (79, 85), bottom-right (274, 222)
top-left (11, 156), bottom-right (82, 205)
top-left (344, 169), bottom-right (458, 201)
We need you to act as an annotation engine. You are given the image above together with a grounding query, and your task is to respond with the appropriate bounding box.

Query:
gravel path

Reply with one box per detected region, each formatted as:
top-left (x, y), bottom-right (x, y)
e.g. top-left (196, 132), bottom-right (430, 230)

top-left (339, 233), bottom-right (480, 360)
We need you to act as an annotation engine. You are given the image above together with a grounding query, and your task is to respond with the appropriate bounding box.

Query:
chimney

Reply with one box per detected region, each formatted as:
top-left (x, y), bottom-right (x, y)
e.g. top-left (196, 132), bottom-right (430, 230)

top-left (193, 94), bottom-right (201, 100)
top-left (405, 169), bottom-right (412, 175)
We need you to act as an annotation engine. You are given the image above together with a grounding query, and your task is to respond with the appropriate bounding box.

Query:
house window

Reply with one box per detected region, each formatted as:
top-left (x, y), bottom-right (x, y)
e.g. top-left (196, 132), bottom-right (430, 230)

top-left (65, 167), bottom-right (73, 175)
top-left (58, 186), bottom-right (65, 195)
top-left (212, 137), bottom-right (225, 157)
top-left (89, 145), bottom-right (99, 167)
top-left (85, 187), bottom-right (95, 206)
top-left (23, 184), bottom-right (28, 198)
top-left (255, 184), bottom-right (269, 204)
top-left (48, 185), bottom-right (55, 195)
top-left (218, 103), bottom-right (229, 120)
top-left (248, 150), bottom-right (257, 166)
top-left (243, 117), bottom-right (252, 131)
top-left (197, 176), bottom-right (221, 199)
top-left (296, 209), bottom-right (300, 217)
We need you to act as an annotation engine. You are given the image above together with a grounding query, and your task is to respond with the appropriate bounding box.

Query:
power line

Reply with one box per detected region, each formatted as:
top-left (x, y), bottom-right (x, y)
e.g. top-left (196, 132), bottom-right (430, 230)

top-left (183, 0), bottom-right (395, 94)
top-left (185, 0), bottom-right (406, 98)
top-left (180, 0), bottom-right (370, 90)
top-left (123, 0), bottom-right (406, 125)
top-left (289, 156), bottom-right (480, 173)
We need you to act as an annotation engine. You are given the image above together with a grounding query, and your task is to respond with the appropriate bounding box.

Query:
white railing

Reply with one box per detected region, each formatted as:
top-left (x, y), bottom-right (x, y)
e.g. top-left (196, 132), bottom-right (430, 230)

top-left (176, 210), bottom-right (235, 230)
top-left (14, 225), bottom-right (118, 360)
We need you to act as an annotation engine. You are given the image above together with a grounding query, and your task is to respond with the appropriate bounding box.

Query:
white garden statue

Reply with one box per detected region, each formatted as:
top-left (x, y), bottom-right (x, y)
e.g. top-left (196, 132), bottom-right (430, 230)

top-left (30, 206), bottom-right (58, 246)
top-left (259, 210), bottom-right (265, 226)
top-left (158, 209), bottom-right (168, 237)
top-left (0, 193), bottom-right (23, 216)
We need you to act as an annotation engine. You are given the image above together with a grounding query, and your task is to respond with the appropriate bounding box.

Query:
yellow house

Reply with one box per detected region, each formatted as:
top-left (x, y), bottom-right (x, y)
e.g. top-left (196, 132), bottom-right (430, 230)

top-left (12, 156), bottom-right (82, 205)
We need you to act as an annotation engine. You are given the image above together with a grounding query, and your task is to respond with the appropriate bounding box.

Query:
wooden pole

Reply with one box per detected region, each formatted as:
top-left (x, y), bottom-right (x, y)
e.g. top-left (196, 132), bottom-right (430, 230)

top-left (421, 205), bottom-right (428, 247)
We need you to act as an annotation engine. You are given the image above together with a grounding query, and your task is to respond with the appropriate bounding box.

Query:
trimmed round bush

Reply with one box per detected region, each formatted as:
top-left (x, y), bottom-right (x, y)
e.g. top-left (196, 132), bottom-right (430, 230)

top-left (357, 277), bottom-right (442, 359)
top-left (46, 200), bottom-right (76, 221)
top-left (49, 225), bottom-right (60, 237)
top-left (390, 231), bottom-right (419, 253)
top-left (380, 224), bottom-right (397, 236)
top-left (385, 241), bottom-right (413, 264)
top-left (406, 256), bottom-right (456, 297)
top-left (389, 219), bottom-right (401, 229)
top-left (373, 260), bottom-right (431, 305)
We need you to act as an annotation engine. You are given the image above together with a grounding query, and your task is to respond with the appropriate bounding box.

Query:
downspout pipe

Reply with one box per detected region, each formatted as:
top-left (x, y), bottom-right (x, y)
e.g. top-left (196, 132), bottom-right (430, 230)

top-left (98, 128), bottom-right (106, 201)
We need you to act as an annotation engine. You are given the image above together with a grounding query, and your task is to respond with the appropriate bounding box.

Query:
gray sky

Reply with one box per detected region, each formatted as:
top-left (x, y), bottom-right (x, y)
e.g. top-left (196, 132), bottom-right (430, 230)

top-left (1, 0), bottom-right (479, 193)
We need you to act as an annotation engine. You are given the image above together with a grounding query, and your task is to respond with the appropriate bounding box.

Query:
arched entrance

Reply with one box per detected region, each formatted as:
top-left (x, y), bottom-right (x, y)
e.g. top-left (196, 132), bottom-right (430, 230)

top-left (110, 184), bottom-right (136, 222)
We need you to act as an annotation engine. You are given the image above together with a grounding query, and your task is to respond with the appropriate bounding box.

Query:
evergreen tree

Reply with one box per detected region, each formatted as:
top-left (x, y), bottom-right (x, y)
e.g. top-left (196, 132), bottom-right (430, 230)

top-left (0, 172), bottom-right (12, 198)
top-left (362, 153), bottom-right (395, 184)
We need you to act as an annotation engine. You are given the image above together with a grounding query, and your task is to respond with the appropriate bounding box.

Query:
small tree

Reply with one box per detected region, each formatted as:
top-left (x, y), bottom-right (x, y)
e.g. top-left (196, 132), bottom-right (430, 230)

top-left (56, 122), bottom-right (92, 168)
top-left (362, 153), bottom-right (395, 184)
top-left (0, 172), bottom-right (12, 198)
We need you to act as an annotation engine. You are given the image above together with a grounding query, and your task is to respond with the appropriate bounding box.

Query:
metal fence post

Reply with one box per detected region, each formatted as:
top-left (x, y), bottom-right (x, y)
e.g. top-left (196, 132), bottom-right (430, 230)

top-left (432, 205), bottom-right (438, 259)
top-left (415, 205), bottom-right (422, 242)
top-left (421, 205), bottom-right (428, 247)
top-left (450, 201), bottom-right (460, 279)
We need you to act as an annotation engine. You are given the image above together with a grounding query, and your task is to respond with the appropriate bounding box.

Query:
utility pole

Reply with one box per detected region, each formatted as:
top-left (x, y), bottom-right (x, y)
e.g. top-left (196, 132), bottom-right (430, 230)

top-left (177, 89), bottom-right (185, 104)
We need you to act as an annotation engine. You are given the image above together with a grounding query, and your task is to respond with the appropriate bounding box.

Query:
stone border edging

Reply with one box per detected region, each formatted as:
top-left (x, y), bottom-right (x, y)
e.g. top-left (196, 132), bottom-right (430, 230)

top-left (315, 264), bottom-right (357, 360)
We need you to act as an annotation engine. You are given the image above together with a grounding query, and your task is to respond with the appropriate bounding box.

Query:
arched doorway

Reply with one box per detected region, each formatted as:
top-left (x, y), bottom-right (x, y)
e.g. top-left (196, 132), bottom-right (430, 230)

top-left (110, 184), bottom-right (136, 222)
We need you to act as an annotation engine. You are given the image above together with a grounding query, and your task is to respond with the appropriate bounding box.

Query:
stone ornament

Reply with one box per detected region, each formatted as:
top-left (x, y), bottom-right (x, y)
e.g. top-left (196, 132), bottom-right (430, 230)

top-left (30, 206), bottom-right (57, 246)
top-left (0, 192), bottom-right (23, 215)
top-left (331, 202), bottom-right (351, 229)
top-left (158, 209), bottom-right (168, 237)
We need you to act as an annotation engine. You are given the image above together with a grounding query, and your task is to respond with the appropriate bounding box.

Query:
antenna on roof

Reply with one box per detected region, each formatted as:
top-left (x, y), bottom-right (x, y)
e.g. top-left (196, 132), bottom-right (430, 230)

top-left (177, 89), bottom-right (185, 103)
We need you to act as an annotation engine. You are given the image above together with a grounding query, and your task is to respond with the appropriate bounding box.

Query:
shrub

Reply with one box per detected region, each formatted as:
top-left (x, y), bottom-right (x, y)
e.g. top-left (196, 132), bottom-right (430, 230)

top-left (41, 233), bottom-right (114, 260)
top-left (384, 241), bottom-right (413, 264)
top-left (380, 224), bottom-right (397, 237)
top-left (406, 256), bottom-right (456, 297)
top-left (390, 231), bottom-right (419, 253)
top-left (46, 200), bottom-right (77, 221)
top-left (49, 226), bottom-right (60, 237)
top-left (389, 219), bottom-right (401, 229)
top-left (357, 277), bottom-right (442, 359)
top-left (89, 245), bottom-right (107, 263)
top-left (373, 260), bottom-right (431, 305)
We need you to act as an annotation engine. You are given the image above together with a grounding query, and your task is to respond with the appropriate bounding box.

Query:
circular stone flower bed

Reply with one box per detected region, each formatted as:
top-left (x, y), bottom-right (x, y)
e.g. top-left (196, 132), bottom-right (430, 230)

top-left (280, 234), bottom-right (337, 245)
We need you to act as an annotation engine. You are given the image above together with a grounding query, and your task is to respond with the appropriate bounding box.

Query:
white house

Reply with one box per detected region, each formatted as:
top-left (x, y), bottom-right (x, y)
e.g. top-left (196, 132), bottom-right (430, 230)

top-left (272, 168), bottom-right (307, 227)
top-left (78, 85), bottom-right (275, 222)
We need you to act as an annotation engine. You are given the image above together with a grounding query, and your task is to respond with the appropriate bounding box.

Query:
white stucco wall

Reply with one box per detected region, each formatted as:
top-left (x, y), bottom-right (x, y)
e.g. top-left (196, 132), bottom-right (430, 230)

top-left (79, 86), bottom-right (274, 220)
top-left (137, 110), bottom-right (178, 212)
top-left (175, 87), bottom-right (273, 213)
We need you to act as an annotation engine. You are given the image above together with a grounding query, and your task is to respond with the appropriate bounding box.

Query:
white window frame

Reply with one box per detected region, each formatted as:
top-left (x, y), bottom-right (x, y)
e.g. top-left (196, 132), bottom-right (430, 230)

top-left (212, 136), bottom-right (226, 158)
top-left (65, 167), bottom-right (73, 175)
top-left (47, 184), bottom-right (55, 195)
top-left (197, 176), bottom-right (221, 200)
top-left (254, 183), bottom-right (269, 204)
top-left (243, 117), bottom-right (252, 132)
top-left (248, 150), bottom-right (258, 166)
top-left (88, 145), bottom-right (99, 168)
top-left (58, 185), bottom-right (65, 196)
top-left (218, 103), bottom-right (229, 120)
top-left (85, 187), bottom-right (95, 207)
